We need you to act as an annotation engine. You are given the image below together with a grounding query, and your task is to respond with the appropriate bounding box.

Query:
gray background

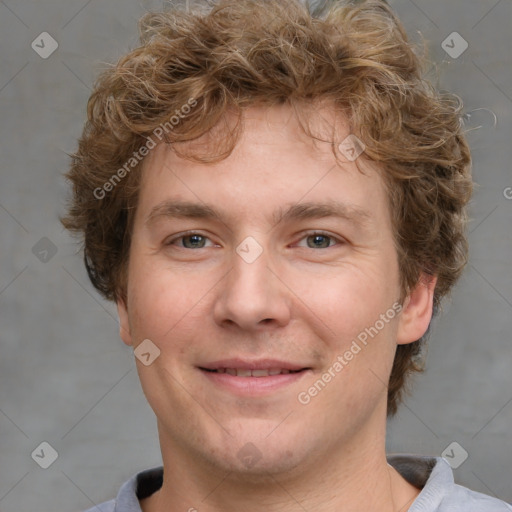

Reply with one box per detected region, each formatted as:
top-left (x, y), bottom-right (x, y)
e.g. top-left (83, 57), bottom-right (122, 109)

top-left (0, 0), bottom-right (511, 510)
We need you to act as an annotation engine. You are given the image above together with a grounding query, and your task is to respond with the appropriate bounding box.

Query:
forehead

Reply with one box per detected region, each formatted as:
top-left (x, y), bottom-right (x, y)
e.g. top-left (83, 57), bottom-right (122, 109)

top-left (136, 104), bottom-right (390, 231)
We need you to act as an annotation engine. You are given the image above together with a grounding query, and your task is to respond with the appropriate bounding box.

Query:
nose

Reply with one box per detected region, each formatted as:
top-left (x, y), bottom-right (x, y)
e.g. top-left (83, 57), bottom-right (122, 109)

top-left (213, 240), bottom-right (291, 331)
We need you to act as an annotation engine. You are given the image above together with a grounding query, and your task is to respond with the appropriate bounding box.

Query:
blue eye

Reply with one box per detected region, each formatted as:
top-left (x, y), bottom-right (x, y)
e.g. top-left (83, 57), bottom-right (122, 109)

top-left (296, 231), bottom-right (342, 249)
top-left (165, 231), bottom-right (342, 250)
top-left (165, 232), bottom-right (214, 249)
top-left (182, 234), bottom-right (206, 249)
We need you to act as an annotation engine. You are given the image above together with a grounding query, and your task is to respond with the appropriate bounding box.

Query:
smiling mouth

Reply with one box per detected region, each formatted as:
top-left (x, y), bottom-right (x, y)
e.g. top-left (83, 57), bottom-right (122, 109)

top-left (200, 368), bottom-right (306, 377)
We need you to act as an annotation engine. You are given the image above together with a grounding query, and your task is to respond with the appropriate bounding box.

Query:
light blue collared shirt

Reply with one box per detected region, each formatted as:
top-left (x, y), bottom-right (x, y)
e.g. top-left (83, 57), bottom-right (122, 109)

top-left (85, 455), bottom-right (512, 511)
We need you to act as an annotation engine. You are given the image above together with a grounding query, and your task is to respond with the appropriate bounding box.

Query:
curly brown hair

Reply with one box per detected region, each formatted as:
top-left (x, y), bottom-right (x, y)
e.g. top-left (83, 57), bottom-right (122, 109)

top-left (61, 0), bottom-right (472, 416)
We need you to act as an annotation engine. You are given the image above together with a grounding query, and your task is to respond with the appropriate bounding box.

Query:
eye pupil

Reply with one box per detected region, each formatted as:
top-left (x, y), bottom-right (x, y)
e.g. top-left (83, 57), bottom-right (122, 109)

top-left (308, 234), bottom-right (330, 249)
top-left (183, 235), bottom-right (205, 248)
top-left (172, 232), bottom-right (337, 250)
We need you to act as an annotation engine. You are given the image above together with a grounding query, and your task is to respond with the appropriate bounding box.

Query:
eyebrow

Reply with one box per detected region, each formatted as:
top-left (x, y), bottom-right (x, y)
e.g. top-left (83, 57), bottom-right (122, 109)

top-left (145, 199), bottom-right (371, 229)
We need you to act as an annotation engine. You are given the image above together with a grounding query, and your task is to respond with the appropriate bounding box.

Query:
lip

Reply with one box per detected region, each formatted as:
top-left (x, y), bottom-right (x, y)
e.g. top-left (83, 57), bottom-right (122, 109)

top-left (198, 358), bottom-right (312, 396)
top-left (199, 358), bottom-right (308, 371)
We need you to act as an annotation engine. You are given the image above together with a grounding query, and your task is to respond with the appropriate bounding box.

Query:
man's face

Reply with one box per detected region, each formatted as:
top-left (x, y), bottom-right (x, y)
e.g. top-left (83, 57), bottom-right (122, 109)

top-left (118, 104), bottom-right (432, 476)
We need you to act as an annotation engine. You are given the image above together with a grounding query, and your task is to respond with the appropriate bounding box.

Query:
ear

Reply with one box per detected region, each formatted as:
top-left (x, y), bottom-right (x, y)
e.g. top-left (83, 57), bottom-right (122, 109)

top-left (116, 298), bottom-right (133, 347)
top-left (396, 273), bottom-right (437, 345)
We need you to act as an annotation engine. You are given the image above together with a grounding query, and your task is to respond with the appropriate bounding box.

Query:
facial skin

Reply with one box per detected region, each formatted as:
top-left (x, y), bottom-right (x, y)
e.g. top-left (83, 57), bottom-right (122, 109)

top-left (117, 103), bottom-right (436, 512)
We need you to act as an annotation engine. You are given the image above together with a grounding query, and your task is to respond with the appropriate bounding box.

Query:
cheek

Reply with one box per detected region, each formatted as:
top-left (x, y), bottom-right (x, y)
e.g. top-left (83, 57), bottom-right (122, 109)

top-left (126, 250), bottom-right (176, 339)
top-left (299, 263), bottom-right (397, 340)
top-left (126, 251), bottom-right (213, 343)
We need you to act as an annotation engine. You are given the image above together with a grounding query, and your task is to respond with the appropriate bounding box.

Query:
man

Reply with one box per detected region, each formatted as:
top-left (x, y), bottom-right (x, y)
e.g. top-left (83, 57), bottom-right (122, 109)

top-left (61, 0), bottom-right (510, 510)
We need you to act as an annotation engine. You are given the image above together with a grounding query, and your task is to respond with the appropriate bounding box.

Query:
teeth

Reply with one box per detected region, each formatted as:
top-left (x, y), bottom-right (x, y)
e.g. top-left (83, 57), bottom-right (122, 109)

top-left (252, 369), bottom-right (270, 377)
top-left (212, 368), bottom-right (299, 377)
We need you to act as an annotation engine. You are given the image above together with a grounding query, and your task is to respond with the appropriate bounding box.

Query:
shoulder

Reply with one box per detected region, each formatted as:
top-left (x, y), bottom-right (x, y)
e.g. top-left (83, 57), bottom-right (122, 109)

top-left (388, 454), bottom-right (511, 511)
top-left (82, 466), bottom-right (163, 512)
top-left (437, 482), bottom-right (512, 511)
top-left (83, 500), bottom-right (116, 512)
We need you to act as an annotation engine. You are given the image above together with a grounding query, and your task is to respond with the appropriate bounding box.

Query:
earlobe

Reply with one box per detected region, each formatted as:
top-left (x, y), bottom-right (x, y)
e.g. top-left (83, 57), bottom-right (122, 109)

top-left (396, 274), bottom-right (437, 345)
top-left (116, 298), bottom-right (133, 346)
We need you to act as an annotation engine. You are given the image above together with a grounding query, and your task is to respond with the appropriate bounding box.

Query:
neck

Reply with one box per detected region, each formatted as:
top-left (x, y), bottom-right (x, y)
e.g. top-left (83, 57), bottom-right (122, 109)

top-left (141, 421), bottom-right (420, 512)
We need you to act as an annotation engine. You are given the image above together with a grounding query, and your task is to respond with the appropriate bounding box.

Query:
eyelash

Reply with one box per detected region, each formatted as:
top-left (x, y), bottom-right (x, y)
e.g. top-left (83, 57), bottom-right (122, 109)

top-left (164, 230), bottom-right (344, 250)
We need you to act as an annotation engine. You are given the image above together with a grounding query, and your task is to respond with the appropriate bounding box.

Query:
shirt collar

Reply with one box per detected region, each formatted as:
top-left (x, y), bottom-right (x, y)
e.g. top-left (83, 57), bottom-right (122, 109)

top-left (114, 466), bottom-right (163, 511)
top-left (114, 456), bottom-right (449, 511)
top-left (387, 455), bottom-right (454, 511)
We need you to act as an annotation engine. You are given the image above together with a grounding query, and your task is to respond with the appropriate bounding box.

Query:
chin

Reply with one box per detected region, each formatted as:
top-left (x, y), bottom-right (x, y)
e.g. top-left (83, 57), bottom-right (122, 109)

top-left (198, 428), bottom-right (314, 480)
top-left (212, 448), bottom-right (307, 483)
